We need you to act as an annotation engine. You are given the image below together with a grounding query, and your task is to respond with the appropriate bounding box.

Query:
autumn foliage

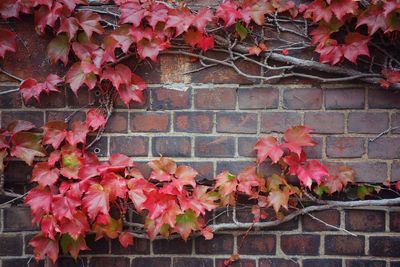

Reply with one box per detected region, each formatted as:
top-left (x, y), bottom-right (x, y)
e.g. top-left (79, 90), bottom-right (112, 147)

top-left (0, 0), bottom-right (400, 264)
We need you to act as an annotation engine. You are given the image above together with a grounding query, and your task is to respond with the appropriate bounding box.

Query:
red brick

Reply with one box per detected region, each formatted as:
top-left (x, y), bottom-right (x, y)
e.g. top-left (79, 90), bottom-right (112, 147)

top-left (174, 112), bottom-right (213, 133)
top-left (194, 88), bottom-right (236, 110)
top-left (0, 234), bottom-right (23, 256)
top-left (238, 234), bottom-right (276, 255)
top-left (345, 209), bottom-right (385, 232)
top-left (110, 136), bottom-right (148, 157)
top-left (238, 88), bottom-right (278, 109)
top-left (0, 87), bottom-right (22, 108)
top-left (392, 161), bottom-right (400, 181)
top-left (67, 88), bottom-right (98, 108)
top-left (132, 257), bottom-right (171, 267)
top-left (110, 238), bottom-right (150, 254)
top-left (113, 88), bottom-right (150, 109)
top-left (89, 257), bottom-right (130, 267)
top-left (130, 112), bottom-right (170, 132)
top-left (303, 136), bottom-right (323, 159)
top-left (302, 209), bottom-right (340, 231)
top-left (283, 88), bottom-right (322, 110)
top-left (238, 137), bottom-right (258, 157)
top-left (304, 112), bottom-right (344, 134)
top-left (261, 112), bottom-right (302, 133)
top-left (195, 137), bottom-right (235, 157)
top-left (369, 237), bottom-right (400, 257)
top-left (368, 88), bottom-right (400, 109)
top-left (348, 112), bottom-right (389, 134)
top-left (346, 260), bottom-right (386, 267)
top-left (325, 235), bottom-right (365, 255)
top-left (326, 137), bottom-right (365, 158)
top-left (152, 136), bottom-right (191, 157)
top-left (346, 161), bottom-right (388, 183)
top-left (195, 234), bottom-right (234, 254)
top-left (325, 88), bottom-right (365, 109)
top-left (173, 258), bottom-right (213, 267)
top-left (369, 137), bottom-right (400, 159)
top-left (303, 259), bottom-right (341, 267)
top-left (87, 136), bottom-right (108, 157)
top-left (280, 235), bottom-right (320, 255)
top-left (1, 111), bottom-right (44, 128)
top-left (46, 111), bottom-right (85, 124)
top-left (259, 258), bottom-right (299, 267)
top-left (216, 259), bottom-right (256, 267)
top-left (216, 161), bottom-right (256, 175)
top-left (152, 88), bottom-right (191, 110)
top-left (3, 207), bottom-right (38, 232)
top-left (216, 112), bottom-right (257, 133)
top-left (390, 211), bottom-right (400, 232)
top-left (153, 239), bottom-right (192, 254)
top-left (26, 89), bottom-right (65, 108)
top-left (104, 112), bottom-right (128, 133)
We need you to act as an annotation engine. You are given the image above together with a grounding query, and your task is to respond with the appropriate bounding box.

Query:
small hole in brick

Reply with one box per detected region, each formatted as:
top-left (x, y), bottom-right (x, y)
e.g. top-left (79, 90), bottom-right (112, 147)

top-left (94, 90), bottom-right (101, 97)
top-left (94, 148), bottom-right (101, 154)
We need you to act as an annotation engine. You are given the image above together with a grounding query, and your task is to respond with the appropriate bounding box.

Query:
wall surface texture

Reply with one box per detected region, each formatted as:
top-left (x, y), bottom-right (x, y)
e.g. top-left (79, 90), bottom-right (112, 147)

top-left (1, 11), bottom-right (400, 267)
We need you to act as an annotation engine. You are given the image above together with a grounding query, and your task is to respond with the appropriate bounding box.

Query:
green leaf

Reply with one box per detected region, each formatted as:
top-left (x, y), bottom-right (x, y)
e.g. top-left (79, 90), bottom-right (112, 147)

top-left (314, 185), bottom-right (329, 197)
top-left (60, 234), bottom-right (88, 259)
top-left (235, 22), bottom-right (248, 41)
top-left (357, 185), bottom-right (374, 199)
top-left (175, 209), bottom-right (200, 241)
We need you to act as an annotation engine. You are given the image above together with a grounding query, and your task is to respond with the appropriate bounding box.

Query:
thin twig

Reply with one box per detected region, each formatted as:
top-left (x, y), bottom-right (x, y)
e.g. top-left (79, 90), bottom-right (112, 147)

top-left (0, 192), bottom-right (27, 208)
top-left (0, 68), bottom-right (23, 82)
top-left (369, 126), bottom-right (400, 142)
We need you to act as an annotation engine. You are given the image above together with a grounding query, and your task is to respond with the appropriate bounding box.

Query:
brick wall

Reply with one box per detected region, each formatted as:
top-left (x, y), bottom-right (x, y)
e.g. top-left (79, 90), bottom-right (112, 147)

top-left (1, 13), bottom-right (400, 267)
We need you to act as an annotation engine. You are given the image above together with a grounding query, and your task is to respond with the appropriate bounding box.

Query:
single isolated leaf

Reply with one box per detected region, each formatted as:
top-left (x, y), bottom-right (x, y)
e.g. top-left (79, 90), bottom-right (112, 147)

top-left (86, 109), bottom-right (106, 131)
top-left (283, 126), bottom-right (316, 157)
top-left (254, 136), bottom-right (284, 164)
top-left (11, 132), bottom-right (46, 165)
top-left (0, 28), bottom-right (16, 58)
top-left (174, 209), bottom-right (200, 241)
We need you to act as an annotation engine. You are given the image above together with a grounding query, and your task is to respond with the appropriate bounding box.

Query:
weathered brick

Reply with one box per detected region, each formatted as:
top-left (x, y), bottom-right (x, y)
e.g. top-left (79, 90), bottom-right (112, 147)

top-left (216, 259), bottom-right (256, 267)
top-left (303, 136), bottom-right (323, 159)
top-left (348, 112), bottom-right (389, 134)
top-left (283, 88), bottom-right (323, 110)
top-left (325, 88), bottom-right (365, 109)
top-left (152, 88), bottom-right (191, 110)
top-left (280, 235), bottom-right (320, 255)
top-left (369, 236), bottom-right (400, 257)
top-left (114, 89), bottom-right (149, 109)
top-left (130, 112), bottom-right (170, 132)
top-left (195, 234), bottom-right (234, 254)
top-left (345, 260), bottom-right (386, 267)
top-left (26, 90), bottom-right (66, 108)
top-left (111, 238), bottom-right (149, 254)
top-left (346, 161), bottom-right (388, 183)
top-left (238, 88), bottom-right (278, 109)
top-left (173, 257), bottom-right (213, 267)
top-left (195, 137), bottom-right (235, 157)
top-left (391, 112), bottom-right (400, 134)
top-left (152, 239), bottom-right (192, 254)
top-left (345, 209), bottom-right (385, 232)
top-left (67, 88), bottom-right (97, 108)
top-left (325, 235), bottom-right (365, 255)
top-left (238, 137), bottom-right (258, 157)
top-left (369, 137), bottom-right (400, 159)
top-left (259, 258), bottom-right (299, 267)
top-left (174, 111), bottom-right (213, 133)
top-left (194, 88), bottom-right (236, 110)
top-left (104, 112), bottom-right (128, 133)
top-left (1, 111), bottom-right (44, 128)
top-left (179, 161), bottom-right (214, 181)
top-left (260, 112), bottom-right (302, 133)
top-left (326, 137), bottom-right (365, 158)
top-left (303, 259), bottom-right (341, 267)
top-left (0, 234), bottom-right (23, 256)
top-left (87, 136), bottom-right (108, 157)
top-left (46, 111), bottom-right (85, 124)
top-left (216, 161), bottom-right (255, 175)
top-left (89, 257), bottom-right (130, 267)
top-left (110, 136), bottom-right (149, 156)
top-left (80, 235), bottom-right (109, 255)
top-left (0, 87), bottom-right (22, 108)
top-left (131, 257), bottom-right (171, 267)
top-left (152, 136), bottom-right (191, 157)
top-left (392, 161), bottom-right (400, 181)
top-left (4, 161), bottom-right (32, 183)
top-left (238, 234), bottom-right (276, 255)
top-left (3, 207), bottom-right (38, 232)
top-left (216, 112), bottom-right (257, 133)
top-left (304, 112), bottom-right (344, 133)
top-left (368, 88), bottom-right (400, 109)
top-left (302, 209), bottom-right (340, 231)
top-left (390, 211), bottom-right (400, 232)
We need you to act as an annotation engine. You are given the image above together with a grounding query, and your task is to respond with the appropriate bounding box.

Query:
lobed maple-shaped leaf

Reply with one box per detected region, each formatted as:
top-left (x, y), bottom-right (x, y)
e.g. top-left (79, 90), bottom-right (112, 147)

top-left (267, 187), bottom-right (289, 213)
top-left (93, 214), bottom-right (123, 240)
top-left (342, 32), bottom-right (370, 64)
top-left (165, 7), bottom-right (195, 36)
top-left (32, 162), bottom-right (60, 187)
top-left (241, 0), bottom-right (273, 25)
top-left (237, 166), bottom-right (263, 197)
top-left (356, 6), bottom-right (387, 35)
top-left (65, 62), bottom-right (97, 95)
top-left (29, 234), bottom-right (59, 263)
top-left (75, 11), bottom-right (103, 38)
top-left (142, 190), bottom-right (176, 220)
top-left (303, 0), bottom-right (332, 23)
top-left (41, 215), bottom-right (59, 240)
top-left (254, 136), bottom-right (284, 164)
top-left (11, 132), bottom-right (46, 165)
top-left (60, 234), bottom-right (89, 259)
top-left (119, 2), bottom-right (146, 27)
top-left (194, 8), bottom-right (214, 32)
top-left (329, 0), bottom-right (358, 21)
top-left (174, 209), bottom-right (200, 241)
top-left (119, 232), bottom-right (134, 248)
top-left (59, 211), bottom-right (90, 240)
top-left (136, 38), bottom-right (168, 62)
top-left (171, 165), bottom-right (198, 192)
top-left (283, 152), bottom-right (307, 176)
top-left (148, 157), bottom-right (177, 182)
top-left (101, 172), bottom-right (128, 202)
top-left (43, 121), bottom-right (67, 149)
top-left (315, 40), bottom-right (343, 65)
top-left (297, 160), bottom-right (329, 188)
top-left (110, 25), bottom-right (134, 53)
top-left (117, 73), bottom-right (147, 106)
top-left (0, 28), bottom-right (16, 58)
top-left (19, 79), bottom-right (45, 103)
top-left (127, 178), bottom-right (156, 211)
top-left (66, 120), bottom-right (89, 146)
top-left (180, 185), bottom-right (219, 216)
top-left (25, 186), bottom-right (53, 220)
top-left (7, 120), bottom-right (35, 135)
top-left (47, 33), bottom-right (70, 65)
top-left (216, 0), bottom-right (242, 27)
top-left (215, 171), bottom-right (237, 196)
top-left (381, 69), bottom-right (400, 89)
top-left (283, 126), bottom-right (316, 157)
top-left (60, 145), bottom-right (82, 179)
top-left (59, 16), bottom-right (80, 41)
top-left (86, 109), bottom-right (106, 131)
top-left (82, 183), bottom-right (110, 221)
top-left (310, 20), bottom-right (342, 46)
top-left (98, 153), bottom-right (134, 174)
top-left (101, 64), bottom-right (132, 90)
top-left (51, 193), bottom-right (81, 221)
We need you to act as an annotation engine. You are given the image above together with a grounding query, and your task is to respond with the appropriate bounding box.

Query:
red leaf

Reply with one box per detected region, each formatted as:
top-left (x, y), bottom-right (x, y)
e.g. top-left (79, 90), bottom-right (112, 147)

top-left (42, 121), bottom-right (67, 149)
top-left (283, 126), bottom-right (316, 157)
top-left (127, 178), bottom-right (156, 211)
top-left (119, 2), bottom-right (146, 27)
top-left (136, 38), bottom-right (166, 61)
top-left (25, 187), bottom-right (53, 219)
top-left (110, 25), bottom-right (134, 53)
top-left (101, 172), bottom-right (127, 202)
top-left (241, 0), bottom-right (273, 25)
top-left (41, 215), bottom-right (59, 240)
top-left (356, 6), bottom-right (387, 35)
top-left (11, 132), bottom-right (46, 165)
top-left (101, 64), bottom-right (132, 90)
top-left (194, 8), bottom-right (214, 32)
top-left (216, 1), bottom-right (241, 27)
top-left (7, 120), bottom-right (35, 135)
top-left (117, 73), bottom-right (147, 106)
top-left (196, 36), bottom-right (215, 52)
top-left (165, 8), bottom-right (195, 36)
top-left (183, 28), bottom-right (203, 47)
top-left (65, 62), bottom-right (97, 94)
top-left (254, 136), bottom-right (284, 164)
top-left (32, 162), bottom-right (59, 187)
top-left (297, 160), bottom-right (329, 188)
top-left (66, 120), bottom-right (89, 146)
top-left (329, 0), bottom-right (358, 21)
top-left (0, 0), bottom-right (20, 19)
top-left (384, 0), bottom-right (400, 17)
top-left (82, 183), bottom-right (110, 221)
top-left (47, 34), bottom-right (70, 65)
top-left (315, 39), bottom-right (343, 65)
top-left (248, 45), bottom-right (262, 56)
top-left (0, 28), bottom-right (16, 58)
top-left (146, 3), bottom-right (169, 29)
top-left (142, 190), bottom-right (176, 220)
top-left (60, 234), bottom-right (89, 260)
top-left (342, 32), bottom-right (370, 64)
top-left (267, 187), bottom-right (289, 213)
top-left (119, 232), bottom-right (134, 248)
top-left (59, 211), bottom-right (90, 239)
top-left (29, 234), bottom-right (59, 263)
top-left (86, 109), bottom-right (106, 131)
top-left (76, 11), bottom-right (103, 38)
top-left (19, 79), bottom-right (45, 103)
top-left (148, 157), bottom-right (177, 182)
top-left (60, 145), bottom-right (82, 179)
top-left (215, 171), bottom-right (237, 196)
top-left (59, 16), bottom-right (80, 41)
top-left (237, 166), bottom-right (263, 196)
top-left (303, 0), bottom-right (332, 23)
top-left (172, 165), bottom-right (198, 192)
top-left (43, 74), bottom-right (62, 93)
top-left (98, 153), bottom-right (134, 173)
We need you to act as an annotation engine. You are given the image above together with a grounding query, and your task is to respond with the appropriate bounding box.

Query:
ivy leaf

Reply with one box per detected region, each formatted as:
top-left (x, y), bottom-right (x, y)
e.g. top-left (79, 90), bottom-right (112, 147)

top-left (315, 40), bottom-right (343, 65)
top-left (29, 234), bottom-right (59, 263)
top-left (42, 121), bottom-right (67, 149)
top-left (267, 187), bottom-right (290, 213)
top-left (174, 209), bottom-right (200, 241)
top-left (235, 22), bottom-right (248, 41)
top-left (303, 0), bottom-right (332, 23)
top-left (93, 215), bottom-right (122, 240)
top-left (142, 190), bottom-right (176, 220)
top-left (183, 28), bottom-right (203, 47)
top-left (136, 38), bottom-right (167, 62)
top-left (110, 25), bottom-right (134, 53)
top-left (7, 120), bottom-right (35, 135)
top-left (254, 136), bottom-right (284, 164)
top-left (356, 6), bottom-right (387, 35)
top-left (51, 193), bottom-right (81, 221)
top-left (65, 62), bottom-right (97, 94)
top-left (19, 79), bottom-right (45, 103)
top-left (60, 234), bottom-right (89, 260)
top-left (117, 73), bottom-right (147, 106)
top-left (43, 74), bottom-right (62, 93)
top-left (76, 11), bottom-right (103, 38)
top-left (0, 0), bottom-right (20, 19)
top-left (25, 186), bottom-right (53, 220)
top-left (241, 0), bottom-right (273, 25)
top-left (329, 0), bottom-right (358, 21)
top-left (172, 165), bottom-right (198, 192)
top-left (0, 28), bottom-right (16, 58)
top-left (383, 0), bottom-right (400, 17)
top-left (165, 8), bottom-right (195, 36)
top-left (197, 36), bottom-right (215, 52)
top-left (194, 8), bottom-right (214, 32)
top-left (297, 160), bottom-right (329, 188)
top-left (86, 109), bottom-right (106, 131)
top-left (101, 64), bottom-right (132, 90)
top-left (237, 166), bottom-right (263, 196)
top-left (59, 211), bottom-right (90, 240)
top-left (66, 120), bottom-right (89, 146)
top-left (148, 157), bottom-right (177, 182)
top-left (342, 32), bottom-right (370, 64)
top-left (283, 126), bottom-right (316, 157)
top-left (127, 178), bottom-right (156, 212)
top-left (119, 2), bottom-right (146, 27)
top-left (101, 172), bottom-right (128, 203)
top-left (357, 185), bottom-right (374, 199)
top-left (58, 16), bottom-right (80, 41)
top-left (119, 232), bottom-right (134, 248)
top-left (47, 33), bottom-right (70, 65)
top-left (60, 145), bottom-right (82, 179)
top-left (216, 1), bottom-right (241, 27)
top-left (11, 132), bottom-right (46, 165)
top-left (82, 183), bottom-right (110, 221)
top-left (31, 162), bottom-right (60, 187)
top-left (215, 171), bottom-right (237, 196)
top-left (41, 215), bottom-right (59, 240)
